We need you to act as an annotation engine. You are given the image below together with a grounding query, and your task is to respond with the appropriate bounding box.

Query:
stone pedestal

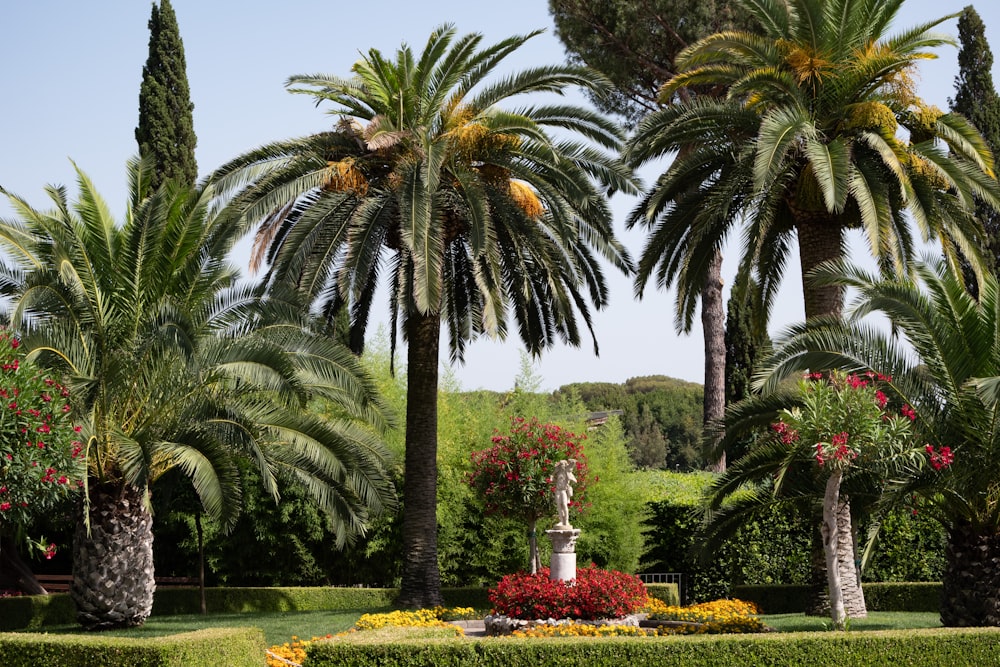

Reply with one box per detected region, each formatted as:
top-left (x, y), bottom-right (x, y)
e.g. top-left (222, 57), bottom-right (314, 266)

top-left (546, 528), bottom-right (581, 582)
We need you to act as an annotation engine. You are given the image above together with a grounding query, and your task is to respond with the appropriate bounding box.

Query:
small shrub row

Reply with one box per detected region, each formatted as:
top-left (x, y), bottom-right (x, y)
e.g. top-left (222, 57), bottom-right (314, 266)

top-left (306, 627), bottom-right (1000, 667)
top-left (731, 582), bottom-right (942, 614)
top-left (0, 627), bottom-right (264, 667)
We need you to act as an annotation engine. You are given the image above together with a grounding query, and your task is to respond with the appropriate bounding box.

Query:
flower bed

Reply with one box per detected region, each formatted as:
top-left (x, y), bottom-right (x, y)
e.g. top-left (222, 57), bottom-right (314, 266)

top-left (489, 566), bottom-right (647, 620)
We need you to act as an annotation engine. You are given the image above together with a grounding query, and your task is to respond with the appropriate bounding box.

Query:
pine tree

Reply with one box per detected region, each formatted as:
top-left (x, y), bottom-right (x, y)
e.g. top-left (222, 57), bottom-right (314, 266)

top-left (135, 0), bottom-right (197, 190)
top-left (950, 5), bottom-right (1000, 282)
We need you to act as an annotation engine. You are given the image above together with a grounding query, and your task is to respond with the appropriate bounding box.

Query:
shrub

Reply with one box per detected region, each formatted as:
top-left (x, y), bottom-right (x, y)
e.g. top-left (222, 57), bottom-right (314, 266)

top-left (489, 566), bottom-right (647, 620)
top-left (0, 330), bottom-right (83, 550)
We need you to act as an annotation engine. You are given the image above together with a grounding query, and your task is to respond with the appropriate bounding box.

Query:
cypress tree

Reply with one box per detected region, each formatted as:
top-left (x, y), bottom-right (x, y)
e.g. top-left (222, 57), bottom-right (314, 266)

top-left (135, 0), bottom-right (197, 190)
top-left (950, 6), bottom-right (1000, 282)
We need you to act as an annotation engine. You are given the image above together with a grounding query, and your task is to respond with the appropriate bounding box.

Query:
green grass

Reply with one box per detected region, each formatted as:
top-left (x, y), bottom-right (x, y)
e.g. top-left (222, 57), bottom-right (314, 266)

top-left (20, 609), bottom-right (944, 648)
top-left (762, 611), bottom-right (941, 632)
top-left (32, 609), bottom-right (364, 646)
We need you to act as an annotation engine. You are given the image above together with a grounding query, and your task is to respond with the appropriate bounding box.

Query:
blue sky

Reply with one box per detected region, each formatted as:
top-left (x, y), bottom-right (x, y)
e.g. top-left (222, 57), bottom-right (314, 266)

top-left (1, 1), bottom-right (997, 392)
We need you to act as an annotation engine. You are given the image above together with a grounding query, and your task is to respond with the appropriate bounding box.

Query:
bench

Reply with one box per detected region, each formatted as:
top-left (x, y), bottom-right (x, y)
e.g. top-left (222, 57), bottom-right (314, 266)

top-left (34, 574), bottom-right (198, 593)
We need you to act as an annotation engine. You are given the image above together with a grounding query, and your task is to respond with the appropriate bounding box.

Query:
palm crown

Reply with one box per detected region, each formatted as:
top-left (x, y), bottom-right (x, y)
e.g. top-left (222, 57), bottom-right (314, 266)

top-left (625, 0), bottom-right (1000, 324)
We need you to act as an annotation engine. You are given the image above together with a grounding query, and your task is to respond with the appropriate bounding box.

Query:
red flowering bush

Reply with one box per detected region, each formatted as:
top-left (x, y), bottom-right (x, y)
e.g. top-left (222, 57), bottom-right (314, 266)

top-left (489, 565), bottom-right (646, 620)
top-left (0, 330), bottom-right (84, 546)
top-left (468, 416), bottom-right (590, 521)
top-left (468, 417), bottom-right (592, 570)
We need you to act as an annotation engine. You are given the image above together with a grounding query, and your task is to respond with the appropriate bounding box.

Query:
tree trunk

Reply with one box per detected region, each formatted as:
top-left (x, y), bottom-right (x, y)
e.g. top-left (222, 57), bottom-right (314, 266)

top-left (941, 522), bottom-right (1000, 626)
top-left (838, 498), bottom-right (866, 618)
top-left (196, 511), bottom-right (206, 615)
top-left (0, 536), bottom-right (47, 595)
top-left (821, 471), bottom-right (846, 630)
top-left (702, 248), bottom-right (726, 472)
top-left (796, 219), bottom-right (845, 320)
top-left (72, 482), bottom-right (155, 630)
top-left (397, 310), bottom-right (444, 609)
top-left (528, 517), bottom-right (539, 574)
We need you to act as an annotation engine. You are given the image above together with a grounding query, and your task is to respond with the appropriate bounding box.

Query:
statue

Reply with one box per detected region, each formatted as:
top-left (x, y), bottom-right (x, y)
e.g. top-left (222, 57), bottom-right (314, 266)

top-left (553, 459), bottom-right (577, 529)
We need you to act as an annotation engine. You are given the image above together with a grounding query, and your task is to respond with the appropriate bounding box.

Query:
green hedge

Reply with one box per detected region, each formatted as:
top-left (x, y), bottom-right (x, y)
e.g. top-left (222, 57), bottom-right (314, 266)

top-left (0, 627), bottom-right (264, 667)
top-left (151, 586), bottom-right (397, 615)
top-left (0, 593), bottom-right (76, 631)
top-left (731, 582), bottom-right (943, 614)
top-left (644, 583), bottom-right (681, 606)
top-left (305, 628), bottom-right (1000, 667)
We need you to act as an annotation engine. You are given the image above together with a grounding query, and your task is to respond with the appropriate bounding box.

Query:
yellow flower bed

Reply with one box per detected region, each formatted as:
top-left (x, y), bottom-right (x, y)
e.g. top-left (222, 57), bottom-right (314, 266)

top-left (266, 634), bottom-right (331, 667)
top-left (508, 598), bottom-right (764, 638)
top-left (512, 623), bottom-right (652, 638)
top-left (647, 598), bottom-right (765, 634)
top-left (265, 605), bottom-right (477, 664)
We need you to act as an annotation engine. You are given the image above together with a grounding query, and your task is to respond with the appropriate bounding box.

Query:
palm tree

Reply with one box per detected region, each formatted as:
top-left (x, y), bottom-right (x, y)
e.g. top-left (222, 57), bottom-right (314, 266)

top-left (755, 257), bottom-right (1000, 626)
top-left (626, 0), bottom-right (999, 319)
top-left (624, 0), bottom-right (1000, 615)
top-left (209, 25), bottom-right (636, 607)
top-left (0, 158), bottom-right (396, 629)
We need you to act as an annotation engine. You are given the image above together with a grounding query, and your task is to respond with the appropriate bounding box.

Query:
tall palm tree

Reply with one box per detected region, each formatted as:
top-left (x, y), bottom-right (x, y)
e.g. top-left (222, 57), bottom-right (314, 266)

top-left (209, 24), bottom-right (636, 607)
top-left (754, 257), bottom-right (1000, 626)
top-left (626, 0), bottom-right (998, 323)
top-left (624, 0), bottom-right (1000, 615)
top-left (0, 158), bottom-right (396, 629)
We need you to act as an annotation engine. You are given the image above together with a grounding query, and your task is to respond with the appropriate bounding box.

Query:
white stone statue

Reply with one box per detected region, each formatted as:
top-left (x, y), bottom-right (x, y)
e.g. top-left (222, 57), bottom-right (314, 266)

top-left (553, 459), bottom-right (577, 529)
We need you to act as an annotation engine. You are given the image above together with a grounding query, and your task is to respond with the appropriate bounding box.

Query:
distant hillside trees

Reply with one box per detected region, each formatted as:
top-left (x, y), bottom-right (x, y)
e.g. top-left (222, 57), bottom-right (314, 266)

top-left (555, 376), bottom-right (703, 469)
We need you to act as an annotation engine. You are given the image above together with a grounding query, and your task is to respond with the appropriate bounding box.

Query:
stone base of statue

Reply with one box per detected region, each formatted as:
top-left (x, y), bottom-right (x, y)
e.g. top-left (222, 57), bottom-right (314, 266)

top-left (546, 528), bottom-right (581, 582)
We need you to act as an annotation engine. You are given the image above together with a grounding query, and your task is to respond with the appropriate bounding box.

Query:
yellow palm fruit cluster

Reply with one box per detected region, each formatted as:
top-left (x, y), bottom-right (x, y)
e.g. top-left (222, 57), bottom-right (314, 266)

top-left (322, 158), bottom-right (368, 196)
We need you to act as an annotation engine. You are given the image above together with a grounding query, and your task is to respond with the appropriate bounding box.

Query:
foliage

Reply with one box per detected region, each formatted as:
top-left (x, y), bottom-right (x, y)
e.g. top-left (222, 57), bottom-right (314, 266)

top-left (624, 0), bottom-right (1000, 329)
top-left (548, 0), bottom-right (750, 125)
top-left (951, 5), bottom-right (1000, 289)
top-left (489, 565), bottom-right (647, 620)
top-left (557, 376), bottom-right (703, 469)
top-left (0, 627), bottom-right (266, 667)
top-left (0, 331), bottom-right (83, 542)
top-left (757, 259), bottom-right (998, 533)
top-left (468, 417), bottom-right (590, 524)
top-left (305, 626), bottom-right (1000, 667)
top-left (135, 0), bottom-right (197, 190)
top-left (772, 371), bottom-right (918, 472)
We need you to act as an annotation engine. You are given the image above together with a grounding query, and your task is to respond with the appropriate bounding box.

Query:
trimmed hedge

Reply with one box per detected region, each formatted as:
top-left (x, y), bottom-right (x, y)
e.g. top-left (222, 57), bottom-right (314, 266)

top-left (152, 586), bottom-right (397, 615)
top-left (0, 593), bottom-right (76, 631)
top-left (0, 627), bottom-right (264, 667)
top-left (645, 583), bottom-right (681, 606)
top-left (731, 582), bottom-right (942, 614)
top-left (305, 628), bottom-right (1000, 667)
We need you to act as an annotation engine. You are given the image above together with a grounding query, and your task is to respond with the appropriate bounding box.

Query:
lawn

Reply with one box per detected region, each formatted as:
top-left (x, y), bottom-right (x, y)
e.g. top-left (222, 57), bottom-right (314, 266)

top-left (761, 611), bottom-right (941, 632)
top-left (29, 609), bottom-right (943, 646)
top-left (35, 609), bottom-right (363, 646)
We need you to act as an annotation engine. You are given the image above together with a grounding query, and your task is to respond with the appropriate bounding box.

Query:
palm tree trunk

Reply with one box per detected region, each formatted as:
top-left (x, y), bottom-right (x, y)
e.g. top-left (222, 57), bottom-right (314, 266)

top-left (703, 248), bottom-right (726, 472)
top-left (796, 219), bottom-right (845, 320)
top-left (71, 481), bottom-right (155, 630)
top-left (941, 522), bottom-right (1000, 626)
top-left (838, 499), bottom-right (866, 617)
top-left (821, 471), bottom-right (846, 630)
top-left (397, 310), bottom-right (444, 609)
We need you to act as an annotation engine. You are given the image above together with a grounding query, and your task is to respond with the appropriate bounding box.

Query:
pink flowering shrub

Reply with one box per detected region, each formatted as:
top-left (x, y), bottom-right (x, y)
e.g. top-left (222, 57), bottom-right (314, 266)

top-left (489, 565), bottom-right (647, 620)
top-left (0, 330), bottom-right (84, 547)
top-left (771, 370), bottom-right (932, 471)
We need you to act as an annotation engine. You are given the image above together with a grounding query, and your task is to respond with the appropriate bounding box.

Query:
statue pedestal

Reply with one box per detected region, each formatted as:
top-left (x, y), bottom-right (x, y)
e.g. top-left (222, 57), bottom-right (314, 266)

top-left (546, 528), bottom-right (581, 582)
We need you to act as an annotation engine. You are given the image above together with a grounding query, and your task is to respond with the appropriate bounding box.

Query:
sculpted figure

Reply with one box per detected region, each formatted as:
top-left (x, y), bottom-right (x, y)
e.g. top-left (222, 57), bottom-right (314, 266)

top-left (553, 459), bottom-right (577, 528)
